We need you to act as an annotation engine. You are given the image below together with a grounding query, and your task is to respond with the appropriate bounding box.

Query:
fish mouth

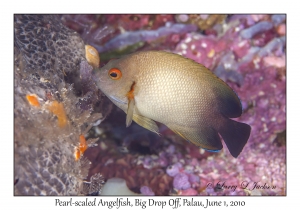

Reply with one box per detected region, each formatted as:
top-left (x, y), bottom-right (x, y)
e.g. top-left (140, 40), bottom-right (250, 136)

top-left (108, 95), bottom-right (127, 105)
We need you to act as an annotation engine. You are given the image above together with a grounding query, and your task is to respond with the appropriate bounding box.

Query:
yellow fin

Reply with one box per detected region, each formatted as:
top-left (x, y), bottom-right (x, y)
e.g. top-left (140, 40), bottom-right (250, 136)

top-left (133, 114), bottom-right (160, 135)
top-left (126, 98), bottom-right (135, 127)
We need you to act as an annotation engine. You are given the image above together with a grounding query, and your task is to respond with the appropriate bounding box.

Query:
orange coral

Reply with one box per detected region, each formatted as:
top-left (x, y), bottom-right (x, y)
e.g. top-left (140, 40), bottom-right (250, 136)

top-left (74, 134), bottom-right (88, 161)
top-left (74, 147), bottom-right (81, 161)
top-left (46, 100), bottom-right (68, 128)
top-left (79, 134), bottom-right (88, 154)
top-left (26, 94), bottom-right (40, 107)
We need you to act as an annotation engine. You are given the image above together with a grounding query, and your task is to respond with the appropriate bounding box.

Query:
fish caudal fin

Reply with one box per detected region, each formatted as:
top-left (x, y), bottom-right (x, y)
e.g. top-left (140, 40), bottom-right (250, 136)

top-left (218, 118), bottom-right (251, 158)
top-left (169, 126), bottom-right (223, 152)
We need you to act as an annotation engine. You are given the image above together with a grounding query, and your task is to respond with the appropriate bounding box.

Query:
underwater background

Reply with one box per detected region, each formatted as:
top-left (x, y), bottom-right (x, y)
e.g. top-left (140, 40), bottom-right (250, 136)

top-left (14, 14), bottom-right (286, 196)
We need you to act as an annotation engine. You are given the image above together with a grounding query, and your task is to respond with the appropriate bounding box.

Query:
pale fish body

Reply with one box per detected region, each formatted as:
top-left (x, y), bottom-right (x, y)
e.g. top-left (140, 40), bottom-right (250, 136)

top-left (95, 51), bottom-right (251, 157)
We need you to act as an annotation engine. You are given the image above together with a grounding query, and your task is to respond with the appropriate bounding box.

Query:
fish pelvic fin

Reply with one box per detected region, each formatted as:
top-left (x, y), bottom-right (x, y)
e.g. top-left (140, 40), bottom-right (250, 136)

top-left (126, 98), bottom-right (135, 127)
top-left (218, 118), bottom-right (251, 158)
top-left (126, 81), bottom-right (136, 127)
top-left (132, 114), bottom-right (160, 135)
top-left (169, 126), bottom-right (223, 152)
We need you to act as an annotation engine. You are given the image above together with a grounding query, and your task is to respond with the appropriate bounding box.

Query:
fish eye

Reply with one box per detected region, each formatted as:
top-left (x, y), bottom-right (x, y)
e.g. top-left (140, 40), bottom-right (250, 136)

top-left (108, 68), bottom-right (122, 80)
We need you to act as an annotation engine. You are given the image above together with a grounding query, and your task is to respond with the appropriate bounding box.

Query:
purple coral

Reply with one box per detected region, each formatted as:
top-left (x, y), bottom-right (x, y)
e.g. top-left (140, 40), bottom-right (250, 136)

top-left (240, 21), bottom-right (273, 39)
top-left (188, 173), bottom-right (200, 184)
top-left (173, 173), bottom-right (191, 190)
top-left (166, 163), bottom-right (183, 177)
top-left (271, 15), bottom-right (286, 26)
top-left (140, 186), bottom-right (155, 196)
top-left (96, 23), bottom-right (197, 53)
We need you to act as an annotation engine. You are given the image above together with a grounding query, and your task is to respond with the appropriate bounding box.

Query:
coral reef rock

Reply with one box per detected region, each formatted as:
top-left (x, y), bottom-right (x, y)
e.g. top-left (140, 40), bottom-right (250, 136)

top-left (14, 15), bottom-right (107, 195)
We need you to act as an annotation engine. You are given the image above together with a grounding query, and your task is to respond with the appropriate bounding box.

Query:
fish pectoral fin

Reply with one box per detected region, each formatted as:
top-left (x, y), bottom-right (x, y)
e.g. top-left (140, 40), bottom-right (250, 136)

top-left (132, 114), bottom-right (160, 135)
top-left (126, 98), bottom-right (135, 127)
top-left (169, 126), bottom-right (223, 152)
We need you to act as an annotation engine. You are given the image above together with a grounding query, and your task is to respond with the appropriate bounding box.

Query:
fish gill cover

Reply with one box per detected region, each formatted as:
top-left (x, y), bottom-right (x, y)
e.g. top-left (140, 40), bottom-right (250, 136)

top-left (14, 14), bottom-right (286, 196)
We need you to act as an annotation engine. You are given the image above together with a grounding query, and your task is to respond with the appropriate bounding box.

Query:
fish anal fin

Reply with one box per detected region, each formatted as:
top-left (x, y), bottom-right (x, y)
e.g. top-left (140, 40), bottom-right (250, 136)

top-left (132, 114), bottom-right (160, 135)
top-left (169, 126), bottom-right (223, 152)
top-left (126, 98), bottom-right (135, 127)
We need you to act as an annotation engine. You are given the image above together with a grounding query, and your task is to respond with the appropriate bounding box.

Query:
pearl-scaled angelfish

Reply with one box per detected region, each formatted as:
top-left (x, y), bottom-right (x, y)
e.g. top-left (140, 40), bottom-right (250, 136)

top-left (95, 51), bottom-right (251, 158)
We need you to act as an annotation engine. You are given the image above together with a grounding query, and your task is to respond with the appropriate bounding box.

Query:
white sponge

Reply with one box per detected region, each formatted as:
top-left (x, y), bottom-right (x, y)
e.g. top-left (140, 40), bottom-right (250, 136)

top-left (101, 178), bottom-right (140, 195)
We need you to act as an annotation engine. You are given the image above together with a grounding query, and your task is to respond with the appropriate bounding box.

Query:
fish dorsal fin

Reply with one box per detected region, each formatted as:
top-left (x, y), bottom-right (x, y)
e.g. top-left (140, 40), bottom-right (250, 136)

top-left (133, 114), bottom-right (160, 135)
top-left (126, 98), bottom-right (135, 127)
top-left (169, 125), bottom-right (223, 152)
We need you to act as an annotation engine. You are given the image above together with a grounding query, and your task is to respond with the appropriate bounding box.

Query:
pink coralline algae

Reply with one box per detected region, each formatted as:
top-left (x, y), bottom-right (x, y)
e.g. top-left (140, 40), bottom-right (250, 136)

top-left (59, 14), bottom-right (286, 196)
top-left (178, 188), bottom-right (198, 196)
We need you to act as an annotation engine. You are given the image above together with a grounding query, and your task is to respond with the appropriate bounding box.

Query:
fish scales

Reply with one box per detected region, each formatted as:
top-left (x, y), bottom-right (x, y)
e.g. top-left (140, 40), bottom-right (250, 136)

top-left (135, 54), bottom-right (216, 126)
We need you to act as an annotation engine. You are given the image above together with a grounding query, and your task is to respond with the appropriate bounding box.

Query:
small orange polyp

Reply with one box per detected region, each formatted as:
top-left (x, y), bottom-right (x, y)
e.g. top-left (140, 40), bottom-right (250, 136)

top-left (26, 94), bottom-right (40, 107)
top-left (207, 49), bottom-right (215, 58)
top-left (47, 100), bottom-right (68, 128)
top-left (74, 134), bottom-right (88, 161)
top-left (74, 147), bottom-right (81, 161)
top-left (79, 134), bottom-right (87, 154)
